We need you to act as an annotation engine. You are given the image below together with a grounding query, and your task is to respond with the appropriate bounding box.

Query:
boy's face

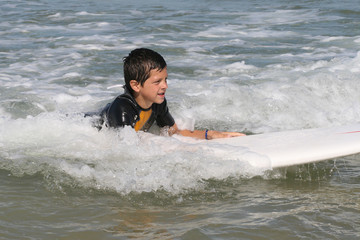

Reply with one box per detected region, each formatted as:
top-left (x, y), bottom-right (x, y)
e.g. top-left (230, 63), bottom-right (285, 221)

top-left (132, 67), bottom-right (168, 109)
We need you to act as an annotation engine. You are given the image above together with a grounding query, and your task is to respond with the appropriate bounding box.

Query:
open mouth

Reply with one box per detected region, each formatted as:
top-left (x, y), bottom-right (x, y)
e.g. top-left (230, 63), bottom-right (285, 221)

top-left (158, 92), bottom-right (165, 97)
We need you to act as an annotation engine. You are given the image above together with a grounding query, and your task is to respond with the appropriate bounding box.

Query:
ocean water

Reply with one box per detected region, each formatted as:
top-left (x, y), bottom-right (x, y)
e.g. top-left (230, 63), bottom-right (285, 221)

top-left (1, 0), bottom-right (360, 239)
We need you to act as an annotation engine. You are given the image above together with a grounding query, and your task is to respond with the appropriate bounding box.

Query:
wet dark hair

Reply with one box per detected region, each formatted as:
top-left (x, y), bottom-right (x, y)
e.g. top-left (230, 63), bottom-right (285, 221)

top-left (123, 48), bottom-right (167, 93)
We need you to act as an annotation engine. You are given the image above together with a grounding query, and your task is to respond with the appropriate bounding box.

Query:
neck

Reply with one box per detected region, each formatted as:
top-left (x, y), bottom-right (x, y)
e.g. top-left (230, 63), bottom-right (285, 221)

top-left (133, 93), bottom-right (152, 109)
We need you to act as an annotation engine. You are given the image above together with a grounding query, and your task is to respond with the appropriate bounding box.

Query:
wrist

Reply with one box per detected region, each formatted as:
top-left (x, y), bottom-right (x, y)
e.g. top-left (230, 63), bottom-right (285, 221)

top-left (205, 129), bottom-right (215, 140)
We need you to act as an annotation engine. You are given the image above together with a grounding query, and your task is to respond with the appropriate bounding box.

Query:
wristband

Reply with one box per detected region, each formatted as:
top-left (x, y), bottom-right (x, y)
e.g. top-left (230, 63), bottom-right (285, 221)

top-left (205, 129), bottom-right (209, 140)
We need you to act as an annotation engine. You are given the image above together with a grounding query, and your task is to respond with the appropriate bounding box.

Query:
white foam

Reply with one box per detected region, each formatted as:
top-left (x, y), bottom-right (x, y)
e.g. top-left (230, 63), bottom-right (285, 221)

top-left (76, 11), bottom-right (103, 16)
top-left (68, 22), bottom-right (112, 30)
top-left (62, 72), bottom-right (81, 78)
top-left (168, 50), bottom-right (360, 133)
top-left (48, 13), bottom-right (62, 18)
top-left (52, 93), bottom-right (92, 104)
top-left (0, 112), bottom-right (268, 194)
top-left (72, 44), bottom-right (112, 51)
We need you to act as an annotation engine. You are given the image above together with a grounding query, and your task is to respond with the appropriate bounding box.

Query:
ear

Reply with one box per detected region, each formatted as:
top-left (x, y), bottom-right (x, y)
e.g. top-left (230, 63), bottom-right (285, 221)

top-left (129, 80), bottom-right (140, 93)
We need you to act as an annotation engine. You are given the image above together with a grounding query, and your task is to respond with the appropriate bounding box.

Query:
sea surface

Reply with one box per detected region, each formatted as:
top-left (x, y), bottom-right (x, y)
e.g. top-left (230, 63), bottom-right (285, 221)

top-left (1, 0), bottom-right (360, 239)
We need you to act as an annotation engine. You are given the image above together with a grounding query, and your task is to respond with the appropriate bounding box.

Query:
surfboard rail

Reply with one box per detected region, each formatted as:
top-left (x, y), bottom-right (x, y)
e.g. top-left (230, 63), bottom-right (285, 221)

top-left (211, 124), bottom-right (360, 168)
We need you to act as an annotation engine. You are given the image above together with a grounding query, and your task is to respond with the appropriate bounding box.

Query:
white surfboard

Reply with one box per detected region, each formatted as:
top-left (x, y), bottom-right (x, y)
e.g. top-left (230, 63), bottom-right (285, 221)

top-left (211, 124), bottom-right (360, 168)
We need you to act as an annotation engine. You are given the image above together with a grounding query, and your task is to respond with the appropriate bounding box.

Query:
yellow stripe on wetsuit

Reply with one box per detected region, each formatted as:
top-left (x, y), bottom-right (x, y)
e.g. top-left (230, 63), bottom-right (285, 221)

top-left (134, 109), bottom-right (153, 131)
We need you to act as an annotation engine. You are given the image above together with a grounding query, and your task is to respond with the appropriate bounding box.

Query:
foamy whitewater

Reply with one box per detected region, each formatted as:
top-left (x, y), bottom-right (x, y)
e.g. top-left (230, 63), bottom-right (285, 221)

top-left (1, 0), bottom-right (360, 195)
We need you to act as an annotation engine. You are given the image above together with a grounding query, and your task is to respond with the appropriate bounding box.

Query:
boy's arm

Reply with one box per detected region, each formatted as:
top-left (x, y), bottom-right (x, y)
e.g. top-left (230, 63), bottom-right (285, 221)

top-left (168, 123), bottom-right (245, 140)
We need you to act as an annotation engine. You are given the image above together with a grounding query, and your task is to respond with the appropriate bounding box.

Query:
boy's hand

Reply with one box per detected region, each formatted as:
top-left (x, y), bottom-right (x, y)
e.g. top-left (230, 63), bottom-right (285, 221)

top-left (168, 123), bottom-right (246, 140)
top-left (207, 130), bottom-right (245, 140)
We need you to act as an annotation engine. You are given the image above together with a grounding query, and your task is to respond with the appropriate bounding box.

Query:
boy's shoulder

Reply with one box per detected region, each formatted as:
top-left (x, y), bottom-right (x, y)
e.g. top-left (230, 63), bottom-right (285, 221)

top-left (102, 91), bottom-right (139, 128)
top-left (109, 90), bottom-right (138, 114)
top-left (107, 86), bottom-right (138, 110)
top-left (115, 89), bottom-right (136, 105)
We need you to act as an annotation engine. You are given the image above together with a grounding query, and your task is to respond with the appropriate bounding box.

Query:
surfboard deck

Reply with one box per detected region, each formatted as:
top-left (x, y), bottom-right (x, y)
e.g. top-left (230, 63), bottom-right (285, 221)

top-left (211, 124), bottom-right (360, 168)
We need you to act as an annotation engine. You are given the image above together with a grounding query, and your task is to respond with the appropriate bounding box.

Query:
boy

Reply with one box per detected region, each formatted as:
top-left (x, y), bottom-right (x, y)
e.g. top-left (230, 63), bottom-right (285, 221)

top-left (98, 48), bottom-right (245, 140)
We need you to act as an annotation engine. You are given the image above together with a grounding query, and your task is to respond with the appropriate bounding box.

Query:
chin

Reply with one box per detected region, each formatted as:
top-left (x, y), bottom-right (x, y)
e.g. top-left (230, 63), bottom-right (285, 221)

top-left (155, 98), bottom-right (165, 104)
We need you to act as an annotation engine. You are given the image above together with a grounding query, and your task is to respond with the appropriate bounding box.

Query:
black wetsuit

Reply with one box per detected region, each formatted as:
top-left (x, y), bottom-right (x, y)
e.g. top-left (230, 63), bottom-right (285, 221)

top-left (90, 87), bottom-right (175, 131)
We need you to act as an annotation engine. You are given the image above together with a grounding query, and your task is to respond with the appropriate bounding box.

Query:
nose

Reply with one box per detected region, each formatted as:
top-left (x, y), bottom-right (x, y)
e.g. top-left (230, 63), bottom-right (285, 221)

top-left (162, 80), bottom-right (168, 89)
